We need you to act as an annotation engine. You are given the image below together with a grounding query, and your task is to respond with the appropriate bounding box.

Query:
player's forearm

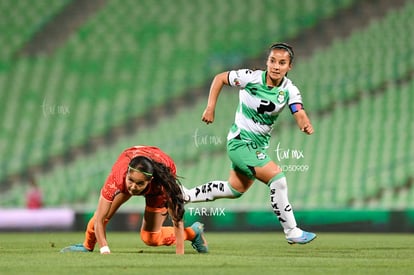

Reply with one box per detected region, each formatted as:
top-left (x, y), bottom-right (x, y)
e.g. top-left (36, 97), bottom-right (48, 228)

top-left (294, 110), bottom-right (314, 134)
top-left (174, 221), bottom-right (185, 254)
top-left (206, 72), bottom-right (228, 109)
top-left (95, 221), bottom-right (110, 253)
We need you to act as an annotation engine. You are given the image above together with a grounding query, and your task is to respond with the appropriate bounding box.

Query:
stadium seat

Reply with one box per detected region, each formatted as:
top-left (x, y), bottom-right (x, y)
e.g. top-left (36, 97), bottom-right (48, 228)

top-left (4, 0), bottom-right (414, 211)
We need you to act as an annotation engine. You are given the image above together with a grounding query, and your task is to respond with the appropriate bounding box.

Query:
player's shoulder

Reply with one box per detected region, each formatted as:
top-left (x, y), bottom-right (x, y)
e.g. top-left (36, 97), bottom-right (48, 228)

top-left (281, 77), bottom-right (300, 92)
top-left (281, 77), bottom-right (303, 103)
top-left (232, 68), bottom-right (263, 77)
top-left (229, 69), bottom-right (263, 86)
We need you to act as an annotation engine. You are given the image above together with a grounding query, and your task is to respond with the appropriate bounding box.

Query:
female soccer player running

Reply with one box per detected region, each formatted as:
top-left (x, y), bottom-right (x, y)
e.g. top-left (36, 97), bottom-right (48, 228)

top-left (184, 43), bottom-right (316, 244)
top-left (61, 146), bottom-right (207, 254)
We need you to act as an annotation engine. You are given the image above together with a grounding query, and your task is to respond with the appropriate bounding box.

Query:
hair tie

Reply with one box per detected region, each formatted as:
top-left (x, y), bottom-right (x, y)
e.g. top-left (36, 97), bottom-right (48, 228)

top-left (128, 166), bottom-right (153, 177)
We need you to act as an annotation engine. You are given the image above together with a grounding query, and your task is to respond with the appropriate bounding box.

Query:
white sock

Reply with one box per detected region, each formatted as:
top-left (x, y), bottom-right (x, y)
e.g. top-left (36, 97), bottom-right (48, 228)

top-left (268, 173), bottom-right (302, 238)
top-left (185, 181), bottom-right (242, 202)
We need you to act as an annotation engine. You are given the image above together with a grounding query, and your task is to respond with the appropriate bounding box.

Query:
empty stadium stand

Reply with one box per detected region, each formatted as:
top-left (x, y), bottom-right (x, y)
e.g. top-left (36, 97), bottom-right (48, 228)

top-left (1, 0), bottom-right (413, 216)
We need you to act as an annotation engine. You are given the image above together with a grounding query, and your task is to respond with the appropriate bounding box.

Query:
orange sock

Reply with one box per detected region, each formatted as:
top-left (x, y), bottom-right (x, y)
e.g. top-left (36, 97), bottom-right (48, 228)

top-left (184, 226), bottom-right (196, 241)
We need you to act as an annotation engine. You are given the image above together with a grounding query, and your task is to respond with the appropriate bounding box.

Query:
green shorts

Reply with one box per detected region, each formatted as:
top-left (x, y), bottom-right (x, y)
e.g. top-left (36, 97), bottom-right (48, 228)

top-left (226, 137), bottom-right (271, 179)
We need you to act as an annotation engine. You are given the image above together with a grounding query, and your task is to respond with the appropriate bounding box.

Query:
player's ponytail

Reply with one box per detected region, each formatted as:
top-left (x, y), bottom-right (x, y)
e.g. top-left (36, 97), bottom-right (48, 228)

top-left (128, 156), bottom-right (185, 223)
top-left (151, 162), bottom-right (186, 223)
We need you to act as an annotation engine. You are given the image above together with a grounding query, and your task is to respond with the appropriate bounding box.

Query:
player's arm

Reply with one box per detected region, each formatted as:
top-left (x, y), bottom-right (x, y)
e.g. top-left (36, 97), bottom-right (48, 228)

top-left (293, 109), bottom-right (314, 135)
top-left (94, 193), bottom-right (130, 254)
top-left (202, 71), bottom-right (229, 124)
top-left (94, 195), bottom-right (112, 254)
top-left (172, 217), bottom-right (185, 255)
top-left (168, 205), bottom-right (184, 254)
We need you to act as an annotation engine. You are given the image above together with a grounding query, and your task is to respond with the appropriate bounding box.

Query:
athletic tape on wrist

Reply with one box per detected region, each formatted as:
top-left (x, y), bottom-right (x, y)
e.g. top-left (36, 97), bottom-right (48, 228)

top-left (100, 246), bottom-right (110, 254)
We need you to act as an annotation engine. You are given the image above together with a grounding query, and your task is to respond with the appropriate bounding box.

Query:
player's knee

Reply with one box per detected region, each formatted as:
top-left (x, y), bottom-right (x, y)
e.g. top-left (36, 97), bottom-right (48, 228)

top-left (268, 173), bottom-right (287, 190)
top-left (141, 231), bottom-right (161, 246)
top-left (227, 182), bottom-right (244, 198)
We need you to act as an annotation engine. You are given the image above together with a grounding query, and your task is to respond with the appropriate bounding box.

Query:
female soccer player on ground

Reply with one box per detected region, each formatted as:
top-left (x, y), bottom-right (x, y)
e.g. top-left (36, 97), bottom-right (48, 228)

top-left (61, 145), bottom-right (208, 254)
top-left (183, 43), bottom-right (316, 244)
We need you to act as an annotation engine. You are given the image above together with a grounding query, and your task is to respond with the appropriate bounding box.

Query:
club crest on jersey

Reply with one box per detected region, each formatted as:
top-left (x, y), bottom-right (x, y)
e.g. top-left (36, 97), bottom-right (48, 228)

top-left (256, 151), bottom-right (266, 160)
top-left (277, 91), bottom-right (286, 103)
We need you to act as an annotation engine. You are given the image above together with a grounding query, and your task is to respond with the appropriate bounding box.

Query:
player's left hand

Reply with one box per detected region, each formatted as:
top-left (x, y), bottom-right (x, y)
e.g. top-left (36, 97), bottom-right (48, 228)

top-left (301, 124), bottom-right (314, 135)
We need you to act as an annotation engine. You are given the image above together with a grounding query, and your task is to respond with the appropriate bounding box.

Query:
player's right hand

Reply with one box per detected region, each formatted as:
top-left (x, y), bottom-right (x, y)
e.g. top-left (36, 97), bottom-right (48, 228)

top-left (201, 108), bottom-right (215, 124)
top-left (100, 246), bottom-right (111, 254)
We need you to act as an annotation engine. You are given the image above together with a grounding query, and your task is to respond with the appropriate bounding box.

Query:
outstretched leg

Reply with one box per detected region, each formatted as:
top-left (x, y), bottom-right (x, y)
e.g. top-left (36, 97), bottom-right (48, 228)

top-left (184, 170), bottom-right (252, 202)
top-left (184, 180), bottom-right (243, 202)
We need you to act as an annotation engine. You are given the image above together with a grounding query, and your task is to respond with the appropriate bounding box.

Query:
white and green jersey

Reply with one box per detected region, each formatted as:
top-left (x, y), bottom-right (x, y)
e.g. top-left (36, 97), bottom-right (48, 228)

top-left (227, 69), bottom-right (303, 147)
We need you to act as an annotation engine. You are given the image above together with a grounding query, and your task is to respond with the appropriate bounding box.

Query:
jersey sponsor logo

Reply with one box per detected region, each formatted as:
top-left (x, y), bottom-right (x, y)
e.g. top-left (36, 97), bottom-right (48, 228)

top-left (256, 99), bottom-right (276, 114)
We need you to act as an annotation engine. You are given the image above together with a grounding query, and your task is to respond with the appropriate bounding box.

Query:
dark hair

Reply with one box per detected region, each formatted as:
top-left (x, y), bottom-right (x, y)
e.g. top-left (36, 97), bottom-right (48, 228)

top-left (129, 156), bottom-right (185, 223)
top-left (268, 42), bottom-right (294, 64)
top-left (129, 156), bottom-right (154, 180)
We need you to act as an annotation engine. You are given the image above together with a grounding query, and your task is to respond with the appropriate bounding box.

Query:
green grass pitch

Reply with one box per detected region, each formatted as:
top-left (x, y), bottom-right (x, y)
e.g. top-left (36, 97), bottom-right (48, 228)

top-left (0, 232), bottom-right (413, 274)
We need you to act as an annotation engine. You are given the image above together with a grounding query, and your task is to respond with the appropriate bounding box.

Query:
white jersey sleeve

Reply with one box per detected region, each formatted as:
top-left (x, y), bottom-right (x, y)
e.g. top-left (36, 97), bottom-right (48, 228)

top-left (228, 69), bottom-right (262, 88)
top-left (286, 82), bottom-right (303, 105)
top-left (283, 78), bottom-right (304, 113)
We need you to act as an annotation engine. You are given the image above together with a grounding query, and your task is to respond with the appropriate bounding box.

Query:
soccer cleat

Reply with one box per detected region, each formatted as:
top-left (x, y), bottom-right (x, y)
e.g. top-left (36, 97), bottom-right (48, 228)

top-left (60, 243), bottom-right (91, 253)
top-left (190, 222), bottom-right (208, 253)
top-left (286, 231), bottom-right (316, 245)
